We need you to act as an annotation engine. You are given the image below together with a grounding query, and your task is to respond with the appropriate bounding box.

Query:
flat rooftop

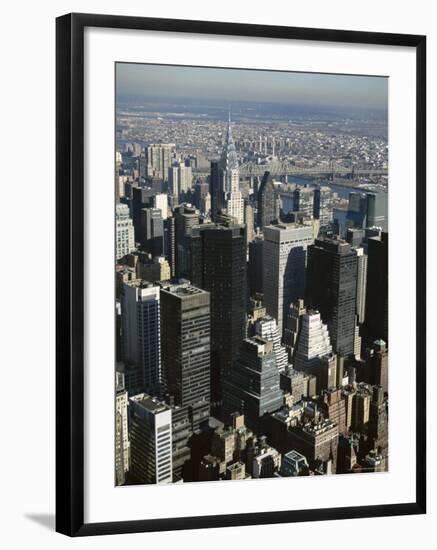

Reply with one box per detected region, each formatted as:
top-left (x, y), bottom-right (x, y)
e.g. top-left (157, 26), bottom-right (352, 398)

top-left (130, 393), bottom-right (170, 414)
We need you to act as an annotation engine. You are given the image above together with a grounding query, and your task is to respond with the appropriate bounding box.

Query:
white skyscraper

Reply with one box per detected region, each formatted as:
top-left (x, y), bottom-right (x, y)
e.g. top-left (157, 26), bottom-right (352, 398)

top-left (220, 114), bottom-right (244, 224)
top-left (153, 193), bottom-right (168, 220)
top-left (263, 223), bottom-right (314, 335)
top-left (254, 315), bottom-right (288, 373)
top-left (168, 162), bottom-right (192, 200)
top-left (121, 281), bottom-right (162, 394)
top-left (129, 394), bottom-right (172, 484)
top-left (294, 311), bottom-right (337, 391)
top-left (116, 203), bottom-right (135, 260)
top-left (294, 312), bottom-right (333, 365)
top-left (179, 163), bottom-right (193, 195)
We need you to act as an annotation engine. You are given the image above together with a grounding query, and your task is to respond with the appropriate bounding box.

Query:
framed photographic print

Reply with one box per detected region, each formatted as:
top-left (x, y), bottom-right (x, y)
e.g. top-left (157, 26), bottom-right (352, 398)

top-left (56, 13), bottom-right (426, 536)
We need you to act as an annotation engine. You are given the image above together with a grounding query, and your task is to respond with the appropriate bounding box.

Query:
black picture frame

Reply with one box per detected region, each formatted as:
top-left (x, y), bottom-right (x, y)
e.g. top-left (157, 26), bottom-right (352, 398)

top-left (56, 12), bottom-right (426, 537)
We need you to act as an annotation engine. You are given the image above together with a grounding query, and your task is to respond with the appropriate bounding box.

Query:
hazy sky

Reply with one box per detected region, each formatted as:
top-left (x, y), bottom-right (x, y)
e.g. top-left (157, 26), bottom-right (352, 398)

top-left (116, 63), bottom-right (388, 111)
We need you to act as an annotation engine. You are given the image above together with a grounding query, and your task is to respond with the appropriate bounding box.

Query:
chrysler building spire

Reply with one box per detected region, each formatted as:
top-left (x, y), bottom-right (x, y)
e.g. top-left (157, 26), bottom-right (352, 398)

top-left (220, 110), bottom-right (238, 173)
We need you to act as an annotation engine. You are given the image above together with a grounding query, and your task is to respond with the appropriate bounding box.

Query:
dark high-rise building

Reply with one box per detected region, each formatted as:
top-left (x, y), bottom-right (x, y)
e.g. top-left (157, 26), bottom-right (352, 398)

top-left (248, 237), bottom-right (264, 296)
top-left (356, 247), bottom-right (367, 325)
top-left (346, 192), bottom-right (388, 233)
top-left (160, 281), bottom-right (211, 431)
top-left (306, 238), bottom-right (358, 357)
top-left (257, 171), bottom-right (278, 230)
top-left (223, 337), bottom-right (283, 432)
top-left (174, 204), bottom-right (200, 279)
top-left (293, 187), bottom-right (301, 212)
top-left (140, 207), bottom-right (164, 256)
top-left (132, 187), bottom-right (154, 242)
top-left (346, 192), bottom-right (368, 229)
top-left (194, 181), bottom-right (210, 210)
top-left (364, 233), bottom-right (388, 345)
top-left (210, 160), bottom-right (223, 222)
top-left (366, 192), bottom-right (388, 231)
top-left (346, 228), bottom-right (365, 248)
top-left (121, 281), bottom-right (162, 395)
top-left (191, 224), bottom-right (247, 404)
top-left (365, 339), bottom-right (388, 394)
top-left (313, 187), bottom-right (321, 220)
top-left (283, 299), bottom-right (307, 361)
top-left (168, 403), bottom-right (191, 481)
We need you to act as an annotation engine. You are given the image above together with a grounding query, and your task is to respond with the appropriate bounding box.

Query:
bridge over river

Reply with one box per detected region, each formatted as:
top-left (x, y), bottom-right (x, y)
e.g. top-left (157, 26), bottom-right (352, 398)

top-left (193, 161), bottom-right (387, 179)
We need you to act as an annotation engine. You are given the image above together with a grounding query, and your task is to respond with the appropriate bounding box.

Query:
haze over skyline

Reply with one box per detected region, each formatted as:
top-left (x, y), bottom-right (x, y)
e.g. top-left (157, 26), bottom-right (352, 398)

top-left (116, 63), bottom-right (388, 113)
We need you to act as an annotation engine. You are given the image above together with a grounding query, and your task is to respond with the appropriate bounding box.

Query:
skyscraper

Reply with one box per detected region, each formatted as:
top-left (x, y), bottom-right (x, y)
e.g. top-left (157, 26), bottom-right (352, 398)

top-left (140, 207), bottom-right (164, 256)
top-left (346, 228), bottom-right (365, 248)
top-left (293, 311), bottom-right (337, 392)
top-left (129, 394), bottom-right (172, 484)
top-left (345, 192), bottom-right (388, 232)
top-left (223, 337), bottom-right (283, 432)
top-left (160, 281), bottom-right (211, 430)
top-left (257, 171), bottom-right (278, 230)
top-left (244, 201), bottom-right (255, 246)
top-left (115, 151), bottom-right (122, 203)
top-left (263, 223), bottom-right (315, 336)
top-left (306, 238), bottom-right (358, 357)
top-left (366, 192), bottom-right (388, 231)
top-left (355, 247), bottom-right (367, 325)
top-left (254, 316), bottom-right (288, 373)
top-left (221, 114), bottom-right (244, 224)
top-left (248, 237), bottom-right (264, 296)
top-left (121, 281), bottom-right (162, 395)
top-left (210, 160), bottom-right (223, 221)
top-left (346, 192), bottom-right (368, 229)
top-left (313, 187), bottom-right (321, 220)
top-left (283, 299), bottom-right (307, 362)
top-left (115, 203), bottom-right (135, 261)
top-left (168, 161), bottom-right (193, 200)
top-left (364, 233), bottom-right (388, 345)
top-left (209, 114), bottom-right (244, 224)
top-left (191, 224), bottom-right (247, 404)
top-left (164, 215), bottom-right (176, 278)
top-left (365, 339), bottom-right (388, 394)
top-left (194, 180), bottom-right (210, 215)
top-left (145, 143), bottom-right (175, 181)
top-left (152, 193), bottom-right (168, 220)
top-left (293, 187), bottom-right (301, 212)
top-left (131, 186), bottom-right (155, 242)
top-left (174, 204), bottom-right (200, 279)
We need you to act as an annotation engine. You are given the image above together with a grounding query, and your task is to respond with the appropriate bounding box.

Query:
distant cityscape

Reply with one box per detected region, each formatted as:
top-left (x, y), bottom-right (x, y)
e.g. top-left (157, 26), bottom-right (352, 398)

top-left (115, 65), bottom-right (388, 486)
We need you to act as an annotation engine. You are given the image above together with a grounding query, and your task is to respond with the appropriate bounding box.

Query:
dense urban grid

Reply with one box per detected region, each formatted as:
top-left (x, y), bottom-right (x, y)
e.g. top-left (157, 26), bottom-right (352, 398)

top-left (115, 96), bottom-right (388, 486)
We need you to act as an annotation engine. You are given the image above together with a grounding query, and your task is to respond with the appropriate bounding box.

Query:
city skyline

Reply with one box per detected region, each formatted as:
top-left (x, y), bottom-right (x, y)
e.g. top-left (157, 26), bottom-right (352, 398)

top-left (115, 63), bottom-right (389, 486)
